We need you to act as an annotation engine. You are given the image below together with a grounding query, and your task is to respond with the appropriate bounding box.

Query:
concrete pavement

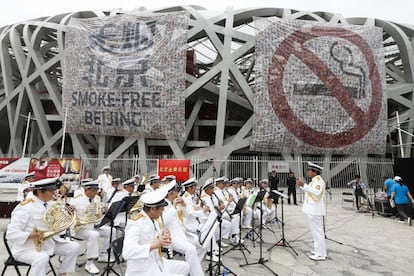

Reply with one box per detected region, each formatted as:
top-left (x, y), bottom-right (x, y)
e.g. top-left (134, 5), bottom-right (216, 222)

top-left (0, 191), bottom-right (413, 275)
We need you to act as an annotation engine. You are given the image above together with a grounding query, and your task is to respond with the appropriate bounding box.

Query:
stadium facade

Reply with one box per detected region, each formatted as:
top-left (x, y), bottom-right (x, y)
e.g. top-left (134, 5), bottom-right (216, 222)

top-left (0, 5), bottom-right (413, 165)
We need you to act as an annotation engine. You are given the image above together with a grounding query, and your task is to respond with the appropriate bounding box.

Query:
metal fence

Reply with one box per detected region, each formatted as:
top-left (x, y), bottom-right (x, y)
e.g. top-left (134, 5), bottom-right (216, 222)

top-left (81, 155), bottom-right (393, 201)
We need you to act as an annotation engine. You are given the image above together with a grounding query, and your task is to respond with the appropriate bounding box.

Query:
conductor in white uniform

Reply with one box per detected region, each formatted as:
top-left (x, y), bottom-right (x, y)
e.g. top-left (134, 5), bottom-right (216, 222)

top-left (123, 188), bottom-right (190, 276)
top-left (296, 162), bottom-right (327, 261)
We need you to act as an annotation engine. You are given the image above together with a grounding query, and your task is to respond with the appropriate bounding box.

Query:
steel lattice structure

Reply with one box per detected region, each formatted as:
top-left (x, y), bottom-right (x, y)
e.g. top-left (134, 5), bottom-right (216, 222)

top-left (1, 6), bottom-right (413, 166)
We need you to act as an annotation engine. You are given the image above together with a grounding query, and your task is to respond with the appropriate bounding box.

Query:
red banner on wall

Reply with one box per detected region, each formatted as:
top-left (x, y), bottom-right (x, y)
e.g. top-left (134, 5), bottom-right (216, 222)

top-left (29, 158), bottom-right (82, 180)
top-left (0, 158), bottom-right (19, 170)
top-left (158, 159), bottom-right (190, 181)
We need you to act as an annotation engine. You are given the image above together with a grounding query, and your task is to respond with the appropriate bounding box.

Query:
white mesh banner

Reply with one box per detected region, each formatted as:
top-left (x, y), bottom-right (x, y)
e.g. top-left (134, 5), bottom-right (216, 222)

top-left (63, 13), bottom-right (188, 139)
top-left (251, 19), bottom-right (387, 154)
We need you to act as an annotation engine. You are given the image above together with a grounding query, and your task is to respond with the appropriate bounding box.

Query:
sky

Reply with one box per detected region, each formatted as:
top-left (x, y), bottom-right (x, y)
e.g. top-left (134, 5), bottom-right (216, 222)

top-left (0, 0), bottom-right (413, 27)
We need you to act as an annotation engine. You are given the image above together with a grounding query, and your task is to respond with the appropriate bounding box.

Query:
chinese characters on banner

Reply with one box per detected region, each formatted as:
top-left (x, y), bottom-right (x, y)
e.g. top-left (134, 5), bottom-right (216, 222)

top-left (267, 161), bottom-right (290, 173)
top-left (251, 18), bottom-right (387, 154)
top-left (158, 159), bottom-right (190, 181)
top-left (62, 13), bottom-right (188, 139)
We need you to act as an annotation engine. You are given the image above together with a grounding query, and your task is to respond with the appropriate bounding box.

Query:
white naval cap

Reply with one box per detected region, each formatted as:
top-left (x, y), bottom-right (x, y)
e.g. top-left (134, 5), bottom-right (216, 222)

top-left (32, 177), bottom-right (59, 190)
top-left (81, 178), bottom-right (93, 183)
top-left (202, 177), bottom-right (215, 190)
top-left (244, 178), bottom-right (253, 184)
top-left (122, 178), bottom-right (135, 186)
top-left (182, 177), bottom-right (197, 187)
top-left (214, 176), bottom-right (226, 183)
top-left (140, 189), bottom-right (168, 207)
top-left (83, 180), bottom-right (99, 189)
top-left (259, 178), bottom-right (269, 184)
top-left (394, 176), bottom-right (403, 182)
top-left (148, 174), bottom-right (160, 183)
top-left (161, 180), bottom-right (178, 193)
top-left (112, 178), bottom-right (122, 183)
top-left (230, 178), bottom-right (238, 183)
top-left (162, 175), bottom-right (176, 182)
top-left (133, 174), bottom-right (140, 179)
top-left (307, 162), bottom-right (323, 172)
top-left (102, 165), bottom-right (110, 171)
top-left (24, 171), bottom-right (36, 180)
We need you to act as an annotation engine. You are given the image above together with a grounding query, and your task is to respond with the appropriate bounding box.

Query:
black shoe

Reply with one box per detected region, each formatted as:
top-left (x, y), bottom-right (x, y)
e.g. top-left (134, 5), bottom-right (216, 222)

top-left (294, 203), bottom-right (298, 205)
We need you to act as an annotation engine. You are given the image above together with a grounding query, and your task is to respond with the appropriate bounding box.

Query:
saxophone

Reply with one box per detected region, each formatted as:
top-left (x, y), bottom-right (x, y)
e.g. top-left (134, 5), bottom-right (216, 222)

top-left (33, 202), bottom-right (76, 251)
top-left (75, 202), bottom-right (106, 231)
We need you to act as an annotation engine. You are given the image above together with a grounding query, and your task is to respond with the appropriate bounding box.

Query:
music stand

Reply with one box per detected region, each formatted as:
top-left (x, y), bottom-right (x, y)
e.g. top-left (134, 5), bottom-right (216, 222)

top-left (268, 190), bottom-right (298, 256)
top-left (245, 190), bottom-right (267, 244)
top-left (240, 190), bottom-right (278, 275)
top-left (95, 200), bottom-right (125, 276)
top-left (223, 198), bottom-right (251, 263)
top-left (204, 207), bottom-right (236, 276)
top-left (122, 195), bottom-right (140, 227)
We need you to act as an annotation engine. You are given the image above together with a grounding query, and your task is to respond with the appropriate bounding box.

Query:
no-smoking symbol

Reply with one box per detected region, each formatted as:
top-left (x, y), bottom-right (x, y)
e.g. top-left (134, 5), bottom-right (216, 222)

top-left (268, 26), bottom-right (383, 148)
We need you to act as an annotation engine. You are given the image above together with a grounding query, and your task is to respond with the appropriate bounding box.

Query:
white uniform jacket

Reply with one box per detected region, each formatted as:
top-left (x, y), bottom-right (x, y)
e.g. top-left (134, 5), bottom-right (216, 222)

top-left (301, 175), bottom-right (326, 216)
top-left (162, 200), bottom-right (187, 240)
top-left (98, 173), bottom-right (112, 193)
top-left (6, 197), bottom-right (69, 256)
top-left (122, 210), bottom-right (164, 274)
top-left (181, 191), bottom-right (205, 233)
top-left (69, 193), bottom-right (102, 231)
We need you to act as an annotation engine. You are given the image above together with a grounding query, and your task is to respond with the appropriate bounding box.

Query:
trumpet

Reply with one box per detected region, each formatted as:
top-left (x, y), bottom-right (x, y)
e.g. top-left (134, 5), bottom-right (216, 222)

top-left (75, 201), bottom-right (106, 231)
top-left (34, 202), bottom-right (76, 251)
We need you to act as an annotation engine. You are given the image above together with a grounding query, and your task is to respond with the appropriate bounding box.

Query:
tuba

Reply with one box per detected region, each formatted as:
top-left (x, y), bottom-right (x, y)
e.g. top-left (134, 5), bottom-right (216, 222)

top-left (75, 202), bottom-right (106, 231)
top-left (34, 202), bottom-right (76, 251)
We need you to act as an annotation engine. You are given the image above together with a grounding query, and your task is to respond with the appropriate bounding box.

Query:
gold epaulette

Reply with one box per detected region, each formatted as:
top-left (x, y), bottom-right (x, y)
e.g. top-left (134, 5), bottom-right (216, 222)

top-left (131, 213), bottom-right (145, 221)
top-left (315, 175), bottom-right (321, 180)
top-left (73, 194), bottom-right (83, 199)
top-left (184, 192), bottom-right (190, 198)
top-left (20, 198), bottom-right (34, 206)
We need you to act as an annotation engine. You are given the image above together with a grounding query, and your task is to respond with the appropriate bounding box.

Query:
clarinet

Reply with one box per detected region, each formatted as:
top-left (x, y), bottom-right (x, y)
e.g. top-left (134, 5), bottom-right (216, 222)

top-left (161, 216), bottom-right (173, 259)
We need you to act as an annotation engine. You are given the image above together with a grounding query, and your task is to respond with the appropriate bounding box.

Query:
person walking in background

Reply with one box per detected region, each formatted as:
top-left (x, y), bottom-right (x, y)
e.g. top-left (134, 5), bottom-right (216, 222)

top-left (347, 175), bottom-right (368, 210)
top-left (390, 176), bottom-right (414, 226)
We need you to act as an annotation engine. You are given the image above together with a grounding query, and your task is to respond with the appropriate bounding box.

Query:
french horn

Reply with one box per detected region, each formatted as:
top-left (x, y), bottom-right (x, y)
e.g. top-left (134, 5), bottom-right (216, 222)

top-left (33, 202), bottom-right (76, 251)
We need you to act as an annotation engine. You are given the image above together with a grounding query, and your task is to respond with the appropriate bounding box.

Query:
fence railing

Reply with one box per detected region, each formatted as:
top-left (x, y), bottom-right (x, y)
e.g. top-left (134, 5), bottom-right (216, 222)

top-left (81, 155), bottom-right (393, 201)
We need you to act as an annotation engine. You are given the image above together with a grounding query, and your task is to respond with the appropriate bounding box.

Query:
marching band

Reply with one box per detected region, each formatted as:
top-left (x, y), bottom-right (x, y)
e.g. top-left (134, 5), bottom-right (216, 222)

top-left (6, 162), bottom-right (326, 275)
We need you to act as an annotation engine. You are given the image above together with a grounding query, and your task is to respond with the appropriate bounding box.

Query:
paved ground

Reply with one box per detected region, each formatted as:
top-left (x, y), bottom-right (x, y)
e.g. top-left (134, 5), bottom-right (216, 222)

top-left (0, 190), bottom-right (413, 275)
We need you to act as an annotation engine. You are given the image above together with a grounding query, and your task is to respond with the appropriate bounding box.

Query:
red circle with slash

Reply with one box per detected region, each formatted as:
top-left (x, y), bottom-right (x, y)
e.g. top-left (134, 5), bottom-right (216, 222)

top-left (268, 26), bottom-right (383, 148)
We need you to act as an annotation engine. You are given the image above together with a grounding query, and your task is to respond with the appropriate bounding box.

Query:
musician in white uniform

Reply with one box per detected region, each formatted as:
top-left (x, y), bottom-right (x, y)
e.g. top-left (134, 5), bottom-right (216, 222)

top-left (109, 178), bottom-right (137, 227)
top-left (144, 174), bottom-right (161, 194)
top-left (97, 165), bottom-right (112, 194)
top-left (123, 189), bottom-right (190, 276)
top-left (202, 178), bottom-right (232, 249)
top-left (230, 178), bottom-right (253, 231)
top-left (161, 181), bottom-right (204, 276)
top-left (70, 181), bottom-right (112, 274)
top-left (16, 172), bottom-right (36, 201)
top-left (181, 177), bottom-right (218, 261)
top-left (296, 162), bottom-right (327, 261)
top-left (239, 178), bottom-right (253, 229)
top-left (103, 177), bottom-right (121, 204)
top-left (7, 178), bottom-right (80, 276)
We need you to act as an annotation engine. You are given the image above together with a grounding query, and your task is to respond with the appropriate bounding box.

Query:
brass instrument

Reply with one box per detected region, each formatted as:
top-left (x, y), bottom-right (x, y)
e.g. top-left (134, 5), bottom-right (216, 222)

top-left (34, 202), bottom-right (76, 251)
top-left (128, 199), bottom-right (144, 219)
top-left (75, 201), bottom-right (106, 231)
top-left (137, 173), bottom-right (148, 193)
